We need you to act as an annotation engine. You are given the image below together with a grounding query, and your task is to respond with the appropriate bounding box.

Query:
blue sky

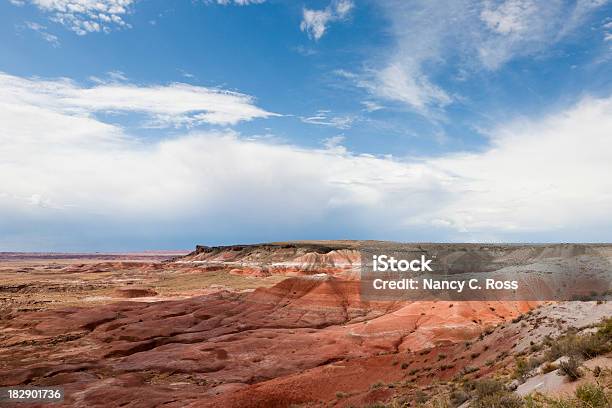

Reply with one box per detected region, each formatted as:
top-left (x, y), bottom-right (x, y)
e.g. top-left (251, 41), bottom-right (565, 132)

top-left (1, 0), bottom-right (612, 251)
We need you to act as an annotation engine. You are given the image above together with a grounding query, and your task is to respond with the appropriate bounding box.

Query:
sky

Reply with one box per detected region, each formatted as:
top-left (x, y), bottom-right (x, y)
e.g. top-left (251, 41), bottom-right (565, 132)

top-left (1, 0), bottom-right (611, 251)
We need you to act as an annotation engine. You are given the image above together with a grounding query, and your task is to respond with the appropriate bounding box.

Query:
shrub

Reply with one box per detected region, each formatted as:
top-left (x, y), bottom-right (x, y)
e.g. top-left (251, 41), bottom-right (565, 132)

top-left (401, 362), bottom-right (409, 369)
top-left (558, 356), bottom-right (582, 381)
top-left (461, 366), bottom-right (479, 375)
top-left (574, 383), bottom-right (609, 407)
top-left (472, 393), bottom-right (523, 408)
top-left (471, 379), bottom-right (523, 408)
top-left (438, 353), bottom-right (447, 360)
top-left (474, 378), bottom-right (504, 399)
top-left (549, 382), bottom-right (611, 408)
top-left (364, 403), bottom-right (388, 408)
top-left (415, 390), bottom-right (428, 404)
top-left (514, 357), bottom-right (541, 380)
top-left (598, 317), bottom-right (612, 338)
top-left (530, 343), bottom-right (542, 353)
top-left (593, 365), bottom-right (602, 377)
top-left (449, 389), bottom-right (469, 406)
top-left (545, 320), bottom-right (611, 362)
top-left (335, 391), bottom-right (348, 399)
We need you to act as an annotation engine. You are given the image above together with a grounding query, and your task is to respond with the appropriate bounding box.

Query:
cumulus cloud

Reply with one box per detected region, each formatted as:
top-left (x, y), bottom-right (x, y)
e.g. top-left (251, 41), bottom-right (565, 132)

top-left (300, 0), bottom-right (354, 40)
top-left (1, 72), bottom-right (611, 249)
top-left (10, 0), bottom-right (135, 35)
top-left (0, 72), bottom-right (277, 128)
top-left (356, 0), bottom-right (608, 114)
top-left (414, 96), bottom-right (612, 234)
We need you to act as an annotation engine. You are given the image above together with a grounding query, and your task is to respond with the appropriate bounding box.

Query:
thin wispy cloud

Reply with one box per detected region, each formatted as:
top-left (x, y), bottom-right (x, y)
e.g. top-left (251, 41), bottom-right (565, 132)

top-left (353, 0), bottom-right (609, 115)
top-left (300, 110), bottom-right (355, 129)
top-left (214, 0), bottom-right (266, 4)
top-left (20, 21), bottom-right (60, 47)
top-left (0, 72), bottom-right (277, 128)
top-left (300, 0), bottom-right (354, 40)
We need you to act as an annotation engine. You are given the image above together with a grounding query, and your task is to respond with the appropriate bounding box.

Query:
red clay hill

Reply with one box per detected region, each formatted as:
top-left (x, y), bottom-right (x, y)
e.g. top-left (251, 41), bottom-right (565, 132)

top-left (0, 242), bottom-right (610, 407)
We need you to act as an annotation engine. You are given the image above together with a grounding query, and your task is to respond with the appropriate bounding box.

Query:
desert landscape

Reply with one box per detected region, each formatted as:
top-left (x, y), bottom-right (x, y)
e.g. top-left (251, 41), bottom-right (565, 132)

top-left (0, 241), bottom-right (610, 407)
top-left (3, 0), bottom-right (612, 406)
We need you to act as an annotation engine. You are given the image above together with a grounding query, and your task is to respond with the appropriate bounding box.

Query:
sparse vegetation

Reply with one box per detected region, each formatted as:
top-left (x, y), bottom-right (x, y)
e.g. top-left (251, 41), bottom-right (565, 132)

top-left (558, 356), bottom-right (582, 381)
top-left (450, 389), bottom-right (469, 406)
top-left (415, 389), bottom-right (428, 404)
top-left (514, 356), bottom-right (543, 381)
top-left (470, 378), bottom-right (523, 408)
top-left (461, 366), bottom-right (479, 375)
top-left (542, 381), bottom-right (611, 408)
top-left (573, 382), bottom-right (609, 407)
top-left (545, 318), bottom-right (612, 362)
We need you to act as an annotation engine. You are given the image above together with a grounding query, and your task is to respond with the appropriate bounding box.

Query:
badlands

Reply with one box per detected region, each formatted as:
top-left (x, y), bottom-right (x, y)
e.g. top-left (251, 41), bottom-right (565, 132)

top-left (0, 242), bottom-right (610, 407)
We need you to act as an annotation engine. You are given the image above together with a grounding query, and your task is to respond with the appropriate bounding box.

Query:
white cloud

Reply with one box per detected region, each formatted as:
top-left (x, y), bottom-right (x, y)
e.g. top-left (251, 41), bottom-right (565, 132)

top-left (1, 72), bottom-right (612, 248)
top-left (355, 0), bottom-right (608, 114)
top-left (300, 0), bottom-right (354, 41)
top-left (300, 110), bottom-right (355, 129)
top-left (361, 101), bottom-right (383, 112)
top-left (366, 63), bottom-right (452, 113)
top-left (10, 0), bottom-right (136, 35)
top-left (480, 0), bottom-right (536, 35)
top-left (0, 72), bottom-right (277, 128)
top-left (322, 135), bottom-right (347, 153)
top-left (21, 21), bottom-right (60, 47)
top-left (604, 19), bottom-right (612, 42)
top-left (215, 0), bottom-right (266, 4)
top-left (413, 96), bottom-right (612, 233)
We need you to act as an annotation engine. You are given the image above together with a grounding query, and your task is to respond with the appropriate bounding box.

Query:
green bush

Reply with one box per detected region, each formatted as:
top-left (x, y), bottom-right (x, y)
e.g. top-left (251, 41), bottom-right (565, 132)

top-left (574, 383), bottom-right (608, 407)
top-left (547, 381), bottom-right (611, 408)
